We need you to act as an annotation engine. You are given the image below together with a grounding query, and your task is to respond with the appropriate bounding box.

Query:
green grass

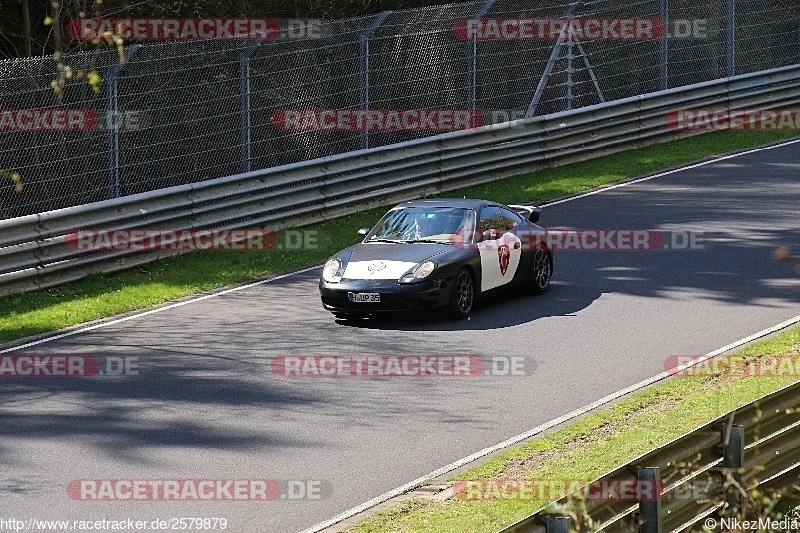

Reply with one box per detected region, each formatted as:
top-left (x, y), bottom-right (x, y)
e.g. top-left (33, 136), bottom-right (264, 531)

top-left (0, 129), bottom-right (796, 344)
top-left (343, 327), bottom-right (800, 532)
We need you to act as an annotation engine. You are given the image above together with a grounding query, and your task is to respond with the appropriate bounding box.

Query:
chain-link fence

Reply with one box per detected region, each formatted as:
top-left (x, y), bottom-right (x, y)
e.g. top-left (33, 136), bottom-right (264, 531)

top-left (1, 0), bottom-right (798, 219)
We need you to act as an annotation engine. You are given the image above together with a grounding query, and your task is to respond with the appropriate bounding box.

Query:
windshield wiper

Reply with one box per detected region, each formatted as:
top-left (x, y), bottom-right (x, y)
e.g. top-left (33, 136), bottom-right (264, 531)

top-left (368, 238), bottom-right (410, 243)
top-left (410, 239), bottom-right (452, 245)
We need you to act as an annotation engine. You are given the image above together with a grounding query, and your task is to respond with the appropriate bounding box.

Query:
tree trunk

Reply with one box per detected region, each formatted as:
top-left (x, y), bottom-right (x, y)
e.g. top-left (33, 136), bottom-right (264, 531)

top-left (21, 0), bottom-right (32, 56)
top-left (51, 0), bottom-right (62, 56)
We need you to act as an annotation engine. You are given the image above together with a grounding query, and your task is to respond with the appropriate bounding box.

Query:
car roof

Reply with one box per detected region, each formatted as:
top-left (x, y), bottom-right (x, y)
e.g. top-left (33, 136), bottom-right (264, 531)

top-left (393, 198), bottom-right (496, 210)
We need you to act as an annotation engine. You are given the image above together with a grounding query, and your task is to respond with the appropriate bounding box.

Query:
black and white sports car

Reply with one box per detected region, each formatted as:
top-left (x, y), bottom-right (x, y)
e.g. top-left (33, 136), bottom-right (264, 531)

top-left (319, 199), bottom-right (553, 320)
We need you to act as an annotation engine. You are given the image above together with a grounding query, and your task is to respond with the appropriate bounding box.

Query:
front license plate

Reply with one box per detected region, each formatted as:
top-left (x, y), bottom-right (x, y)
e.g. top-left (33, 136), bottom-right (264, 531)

top-left (348, 292), bottom-right (381, 303)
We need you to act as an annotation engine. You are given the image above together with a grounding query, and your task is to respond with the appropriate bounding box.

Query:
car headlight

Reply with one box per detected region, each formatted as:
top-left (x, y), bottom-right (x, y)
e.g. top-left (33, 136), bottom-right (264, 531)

top-left (399, 261), bottom-right (436, 283)
top-left (322, 258), bottom-right (344, 283)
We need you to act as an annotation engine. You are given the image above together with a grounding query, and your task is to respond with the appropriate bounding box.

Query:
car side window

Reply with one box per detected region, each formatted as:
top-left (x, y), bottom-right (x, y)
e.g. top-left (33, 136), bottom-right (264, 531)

top-left (499, 208), bottom-right (523, 229)
top-left (478, 207), bottom-right (504, 233)
top-left (479, 206), bottom-right (521, 233)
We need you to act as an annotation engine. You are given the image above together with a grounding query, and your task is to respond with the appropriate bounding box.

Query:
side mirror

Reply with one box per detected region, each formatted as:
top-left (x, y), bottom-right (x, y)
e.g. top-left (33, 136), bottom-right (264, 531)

top-left (357, 228), bottom-right (370, 237)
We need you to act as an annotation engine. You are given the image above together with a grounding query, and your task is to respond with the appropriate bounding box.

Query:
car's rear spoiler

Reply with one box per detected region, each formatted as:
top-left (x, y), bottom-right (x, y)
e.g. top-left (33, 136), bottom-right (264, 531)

top-left (509, 205), bottom-right (543, 224)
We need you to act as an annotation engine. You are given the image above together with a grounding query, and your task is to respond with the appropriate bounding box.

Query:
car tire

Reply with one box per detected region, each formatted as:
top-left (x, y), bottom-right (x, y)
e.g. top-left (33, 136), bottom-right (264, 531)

top-left (527, 249), bottom-right (553, 295)
top-left (449, 267), bottom-right (475, 320)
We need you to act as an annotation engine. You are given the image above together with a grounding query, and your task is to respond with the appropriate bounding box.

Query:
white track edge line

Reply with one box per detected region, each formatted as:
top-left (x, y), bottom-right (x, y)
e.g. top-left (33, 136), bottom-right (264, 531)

top-left (5, 137), bottom-right (800, 356)
top-left (299, 312), bottom-right (800, 533)
top-left (545, 137), bottom-right (800, 207)
top-left (0, 265), bottom-right (323, 354)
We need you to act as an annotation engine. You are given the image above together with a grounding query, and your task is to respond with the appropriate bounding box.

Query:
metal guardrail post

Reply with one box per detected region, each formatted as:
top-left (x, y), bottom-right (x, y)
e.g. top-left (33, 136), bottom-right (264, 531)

top-left (723, 424), bottom-right (745, 512)
top-left (359, 11), bottom-right (391, 150)
top-left (107, 44), bottom-right (141, 200)
top-left (468, 0), bottom-right (496, 126)
top-left (546, 515), bottom-right (569, 532)
top-left (660, 0), bottom-right (668, 91)
top-left (727, 0), bottom-right (736, 77)
top-left (240, 39), bottom-right (264, 174)
top-left (637, 466), bottom-right (662, 533)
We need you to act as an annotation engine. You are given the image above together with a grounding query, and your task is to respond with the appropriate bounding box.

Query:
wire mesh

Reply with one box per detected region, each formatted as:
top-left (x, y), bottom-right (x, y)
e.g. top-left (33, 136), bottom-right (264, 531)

top-left (0, 0), bottom-right (797, 219)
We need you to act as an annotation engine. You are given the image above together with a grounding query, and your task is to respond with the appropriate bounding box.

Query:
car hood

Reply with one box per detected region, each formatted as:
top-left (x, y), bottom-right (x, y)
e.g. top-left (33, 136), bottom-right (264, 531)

top-left (342, 242), bottom-right (451, 280)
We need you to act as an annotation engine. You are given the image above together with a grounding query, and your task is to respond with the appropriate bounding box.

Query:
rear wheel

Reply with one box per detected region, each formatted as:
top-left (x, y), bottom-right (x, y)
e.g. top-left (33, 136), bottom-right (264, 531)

top-left (527, 250), bottom-right (552, 294)
top-left (448, 268), bottom-right (475, 320)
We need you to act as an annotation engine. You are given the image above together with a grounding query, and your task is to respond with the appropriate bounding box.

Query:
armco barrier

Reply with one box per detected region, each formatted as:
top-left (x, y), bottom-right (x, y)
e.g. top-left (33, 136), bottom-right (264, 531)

top-left (498, 381), bottom-right (800, 532)
top-left (2, 64), bottom-right (800, 295)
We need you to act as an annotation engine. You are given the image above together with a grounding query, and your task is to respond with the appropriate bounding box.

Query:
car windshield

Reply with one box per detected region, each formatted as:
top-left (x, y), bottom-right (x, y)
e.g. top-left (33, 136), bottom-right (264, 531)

top-left (366, 207), bottom-right (476, 244)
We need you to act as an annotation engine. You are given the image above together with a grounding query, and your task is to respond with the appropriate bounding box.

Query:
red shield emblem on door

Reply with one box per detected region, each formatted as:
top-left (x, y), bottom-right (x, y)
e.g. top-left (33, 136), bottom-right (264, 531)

top-left (498, 244), bottom-right (510, 275)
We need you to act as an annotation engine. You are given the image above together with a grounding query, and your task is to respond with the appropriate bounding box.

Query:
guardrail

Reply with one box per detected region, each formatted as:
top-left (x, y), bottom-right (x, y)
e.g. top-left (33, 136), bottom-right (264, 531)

top-left (2, 64), bottom-right (800, 295)
top-left (498, 381), bottom-right (800, 533)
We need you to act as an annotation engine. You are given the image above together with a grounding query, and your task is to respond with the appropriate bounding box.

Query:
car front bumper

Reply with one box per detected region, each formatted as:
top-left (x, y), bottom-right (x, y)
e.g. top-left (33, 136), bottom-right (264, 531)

top-left (319, 277), bottom-right (450, 313)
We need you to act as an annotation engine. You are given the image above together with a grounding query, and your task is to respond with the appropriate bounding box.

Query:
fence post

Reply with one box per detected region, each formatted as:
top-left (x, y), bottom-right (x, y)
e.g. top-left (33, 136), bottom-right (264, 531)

top-left (107, 44), bottom-right (141, 199)
top-left (240, 39), bottom-right (264, 174)
top-left (359, 11), bottom-right (391, 150)
top-left (468, 0), bottom-right (496, 126)
top-left (727, 0), bottom-right (735, 77)
top-left (723, 424), bottom-right (745, 512)
top-left (637, 466), bottom-right (662, 533)
top-left (660, 0), bottom-right (668, 91)
top-left (546, 515), bottom-right (570, 532)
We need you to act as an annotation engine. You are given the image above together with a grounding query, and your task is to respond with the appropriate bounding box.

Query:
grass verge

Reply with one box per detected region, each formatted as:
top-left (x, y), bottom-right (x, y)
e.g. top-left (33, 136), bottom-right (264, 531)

top-left (341, 326), bottom-right (800, 532)
top-left (0, 129), bottom-right (796, 344)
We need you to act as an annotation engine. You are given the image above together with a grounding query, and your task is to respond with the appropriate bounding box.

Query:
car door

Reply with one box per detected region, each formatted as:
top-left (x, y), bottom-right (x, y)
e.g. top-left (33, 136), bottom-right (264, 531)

top-left (476, 206), bottom-right (522, 292)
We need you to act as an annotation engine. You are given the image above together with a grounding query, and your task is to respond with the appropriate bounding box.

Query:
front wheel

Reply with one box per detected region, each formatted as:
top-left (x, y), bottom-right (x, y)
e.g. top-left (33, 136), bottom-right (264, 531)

top-left (527, 250), bottom-right (552, 295)
top-left (448, 268), bottom-right (475, 320)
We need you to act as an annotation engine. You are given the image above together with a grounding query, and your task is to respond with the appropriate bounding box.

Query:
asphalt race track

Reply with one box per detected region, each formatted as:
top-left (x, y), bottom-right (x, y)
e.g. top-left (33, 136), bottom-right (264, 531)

top-left (2, 140), bottom-right (800, 532)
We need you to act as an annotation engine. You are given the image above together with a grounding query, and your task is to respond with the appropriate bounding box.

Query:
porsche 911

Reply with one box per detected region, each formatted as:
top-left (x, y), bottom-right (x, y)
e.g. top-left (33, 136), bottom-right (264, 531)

top-left (319, 199), bottom-right (553, 320)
